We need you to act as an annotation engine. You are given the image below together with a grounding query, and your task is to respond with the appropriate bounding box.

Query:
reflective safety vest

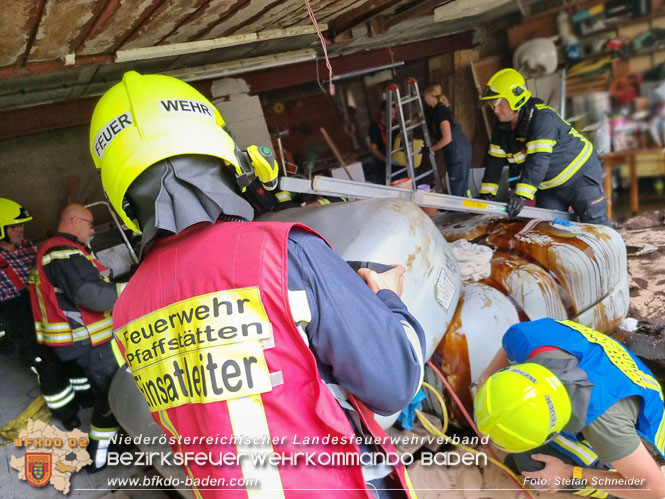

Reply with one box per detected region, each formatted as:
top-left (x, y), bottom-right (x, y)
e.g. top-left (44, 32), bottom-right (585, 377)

top-left (112, 221), bottom-right (415, 499)
top-left (29, 237), bottom-right (113, 347)
top-left (503, 318), bottom-right (665, 463)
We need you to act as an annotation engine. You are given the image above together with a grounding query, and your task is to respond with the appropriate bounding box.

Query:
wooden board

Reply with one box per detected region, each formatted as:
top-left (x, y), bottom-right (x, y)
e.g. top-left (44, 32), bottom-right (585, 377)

top-left (470, 56), bottom-right (504, 140)
top-left (453, 49), bottom-right (480, 145)
top-left (507, 14), bottom-right (558, 52)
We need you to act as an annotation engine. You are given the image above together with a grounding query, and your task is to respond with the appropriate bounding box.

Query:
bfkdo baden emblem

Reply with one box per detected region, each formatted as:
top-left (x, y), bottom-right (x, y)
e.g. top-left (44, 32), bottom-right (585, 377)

top-left (25, 452), bottom-right (52, 487)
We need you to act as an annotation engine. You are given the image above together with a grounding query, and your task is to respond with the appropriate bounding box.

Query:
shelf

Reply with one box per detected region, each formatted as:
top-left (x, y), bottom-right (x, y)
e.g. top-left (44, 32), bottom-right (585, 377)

top-left (577, 8), bottom-right (665, 40)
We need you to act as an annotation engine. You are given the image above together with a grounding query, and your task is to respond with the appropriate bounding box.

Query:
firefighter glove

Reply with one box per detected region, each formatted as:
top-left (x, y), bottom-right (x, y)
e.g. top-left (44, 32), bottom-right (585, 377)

top-left (507, 193), bottom-right (526, 218)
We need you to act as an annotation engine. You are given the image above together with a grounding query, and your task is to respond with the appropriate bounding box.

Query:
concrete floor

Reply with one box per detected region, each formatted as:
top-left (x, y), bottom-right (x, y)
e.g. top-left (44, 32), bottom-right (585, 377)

top-left (0, 352), bottom-right (172, 499)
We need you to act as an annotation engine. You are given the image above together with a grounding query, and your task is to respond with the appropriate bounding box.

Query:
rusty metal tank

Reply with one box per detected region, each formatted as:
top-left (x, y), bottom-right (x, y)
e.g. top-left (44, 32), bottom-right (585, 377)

top-left (425, 212), bottom-right (629, 424)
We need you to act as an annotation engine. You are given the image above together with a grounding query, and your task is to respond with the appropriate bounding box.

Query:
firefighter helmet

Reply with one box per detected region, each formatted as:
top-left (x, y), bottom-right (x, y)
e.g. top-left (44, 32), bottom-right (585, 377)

top-left (0, 198), bottom-right (32, 240)
top-left (89, 71), bottom-right (244, 232)
top-left (480, 68), bottom-right (532, 111)
top-left (474, 362), bottom-right (571, 453)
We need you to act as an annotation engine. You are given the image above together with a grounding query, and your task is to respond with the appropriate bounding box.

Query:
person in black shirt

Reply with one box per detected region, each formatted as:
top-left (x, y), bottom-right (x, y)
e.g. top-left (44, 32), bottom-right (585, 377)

top-left (367, 102), bottom-right (397, 185)
top-left (423, 84), bottom-right (472, 196)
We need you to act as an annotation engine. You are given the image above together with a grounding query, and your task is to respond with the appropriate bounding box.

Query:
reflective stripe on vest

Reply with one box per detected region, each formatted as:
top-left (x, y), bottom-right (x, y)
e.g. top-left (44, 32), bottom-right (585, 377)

top-left (29, 238), bottom-right (113, 347)
top-left (550, 434), bottom-right (598, 466)
top-left (158, 410), bottom-right (204, 499)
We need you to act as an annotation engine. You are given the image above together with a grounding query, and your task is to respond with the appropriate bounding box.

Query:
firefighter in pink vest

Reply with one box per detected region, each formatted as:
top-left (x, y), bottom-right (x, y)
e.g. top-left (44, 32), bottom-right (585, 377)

top-left (29, 203), bottom-right (124, 472)
top-left (89, 71), bottom-right (426, 497)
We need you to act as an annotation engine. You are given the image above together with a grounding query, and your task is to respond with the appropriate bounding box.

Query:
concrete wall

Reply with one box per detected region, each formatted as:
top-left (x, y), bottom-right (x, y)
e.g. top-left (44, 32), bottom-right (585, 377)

top-left (0, 125), bottom-right (104, 242)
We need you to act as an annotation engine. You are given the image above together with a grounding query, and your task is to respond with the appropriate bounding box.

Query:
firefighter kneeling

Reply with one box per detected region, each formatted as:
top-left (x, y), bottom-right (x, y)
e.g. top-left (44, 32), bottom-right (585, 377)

top-left (474, 318), bottom-right (665, 498)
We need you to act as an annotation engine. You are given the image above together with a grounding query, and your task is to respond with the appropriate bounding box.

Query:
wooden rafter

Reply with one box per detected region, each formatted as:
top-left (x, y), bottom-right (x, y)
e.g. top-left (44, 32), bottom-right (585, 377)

top-left (386, 0), bottom-right (453, 29)
top-left (0, 54), bottom-right (112, 79)
top-left (327, 0), bottom-right (405, 39)
top-left (220, 0), bottom-right (285, 37)
top-left (18, 0), bottom-right (47, 67)
top-left (108, 0), bottom-right (163, 53)
top-left (70, 0), bottom-right (121, 55)
top-left (155, 0), bottom-right (213, 45)
top-left (190, 0), bottom-right (251, 41)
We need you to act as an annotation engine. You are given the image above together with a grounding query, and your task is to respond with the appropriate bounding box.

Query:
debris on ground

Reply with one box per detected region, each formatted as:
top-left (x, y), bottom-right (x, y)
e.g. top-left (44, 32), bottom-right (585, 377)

top-left (617, 210), bottom-right (665, 339)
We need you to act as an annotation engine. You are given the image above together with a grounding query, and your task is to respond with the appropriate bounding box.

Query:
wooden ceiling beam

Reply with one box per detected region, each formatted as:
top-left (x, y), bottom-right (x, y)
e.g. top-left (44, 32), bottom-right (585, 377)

top-left (69, 0), bottom-right (121, 55)
top-left (155, 0), bottom-right (213, 45)
top-left (386, 0), bottom-right (454, 29)
top-left (189, 0), bottom-right (251, 41)
top-left (108, 0), bottom-right (164, 53)
top-left (220, 0), bottom-right (285, 37)
top-left (0, 32), bottom-right (472, 139)
top-left (327, 0), bottom-right (405, 40)
top-left (244, 30), bottom-right (473, 93)
top-left (18, 0), bottom-right (47, 67)
top-left (0, 54), bottom-right (112, 79)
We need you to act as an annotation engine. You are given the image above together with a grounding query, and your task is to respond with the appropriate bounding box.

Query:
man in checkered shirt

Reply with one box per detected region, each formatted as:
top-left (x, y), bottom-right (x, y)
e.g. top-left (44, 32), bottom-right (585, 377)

top-left (0, 198), bottom-right (92, 429)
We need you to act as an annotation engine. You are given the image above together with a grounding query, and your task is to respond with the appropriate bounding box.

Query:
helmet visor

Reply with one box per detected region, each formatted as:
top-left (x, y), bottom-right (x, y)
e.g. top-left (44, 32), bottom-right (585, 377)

top-left (480, 85), bottom-right (500, 101)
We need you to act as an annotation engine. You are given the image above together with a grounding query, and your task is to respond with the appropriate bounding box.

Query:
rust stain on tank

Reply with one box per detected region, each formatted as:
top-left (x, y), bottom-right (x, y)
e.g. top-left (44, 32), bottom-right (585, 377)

top-left (431, 295), bottom-right (473, 424)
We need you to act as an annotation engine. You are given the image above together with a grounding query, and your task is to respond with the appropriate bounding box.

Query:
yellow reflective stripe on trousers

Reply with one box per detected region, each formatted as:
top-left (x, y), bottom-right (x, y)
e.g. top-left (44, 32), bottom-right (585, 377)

top-left (158, 410), bottom-right (203, 499)
top-left (489, 144), bottom-right (507, 158)
top-left (228, 394), bottom-right (285, 498)
top-left (479, 183), bottom-right (498, 195)
top-left (70, 377), bottom-right (91, 391)
top-left (89, 425), bottom-right (120, 441)
top-left (552, 435), bottom-right (598, 465)
top-left (43, 385), bottom-right (75, 409)
top-left (539, 136), bottom-right (591, 189)
top-left (526, 139), bottom-right (556, 154)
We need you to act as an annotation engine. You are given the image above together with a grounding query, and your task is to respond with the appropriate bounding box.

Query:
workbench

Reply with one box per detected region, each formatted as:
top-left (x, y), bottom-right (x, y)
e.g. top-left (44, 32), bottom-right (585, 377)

top-left (599, 149), bottom-right (665, 219)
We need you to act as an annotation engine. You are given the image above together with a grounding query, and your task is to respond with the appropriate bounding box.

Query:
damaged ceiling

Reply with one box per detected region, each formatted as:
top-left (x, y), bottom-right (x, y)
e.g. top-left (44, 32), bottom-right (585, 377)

top-left (0, 0), bottom-right (543, 112)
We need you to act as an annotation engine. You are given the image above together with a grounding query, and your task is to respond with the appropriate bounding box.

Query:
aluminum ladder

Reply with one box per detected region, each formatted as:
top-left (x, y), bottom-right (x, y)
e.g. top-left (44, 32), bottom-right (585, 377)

top-left (384, 77), bottom-right (441, 190)
top-left (280, 175), bottom-right (573, 222)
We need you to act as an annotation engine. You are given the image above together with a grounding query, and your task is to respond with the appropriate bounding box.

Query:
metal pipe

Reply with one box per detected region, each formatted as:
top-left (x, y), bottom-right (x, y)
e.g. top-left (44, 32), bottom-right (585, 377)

top-left (86, 201), bottom-right (139, 265)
